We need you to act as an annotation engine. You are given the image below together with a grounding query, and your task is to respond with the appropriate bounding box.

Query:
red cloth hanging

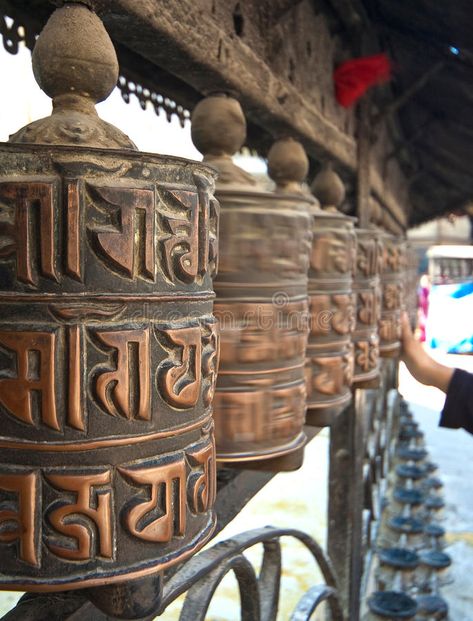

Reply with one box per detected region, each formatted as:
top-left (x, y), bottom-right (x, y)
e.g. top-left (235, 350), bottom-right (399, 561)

top-left (334, 53), bottom-right (392, 107)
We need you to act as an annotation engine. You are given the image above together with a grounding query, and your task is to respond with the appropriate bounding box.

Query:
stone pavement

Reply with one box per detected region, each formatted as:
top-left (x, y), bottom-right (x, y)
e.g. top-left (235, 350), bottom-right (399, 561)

top-left (399, 353), bottom-right (473, 621)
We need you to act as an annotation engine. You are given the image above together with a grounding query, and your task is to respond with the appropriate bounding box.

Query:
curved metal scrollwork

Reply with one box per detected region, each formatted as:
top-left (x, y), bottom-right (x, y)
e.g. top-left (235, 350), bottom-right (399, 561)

top-left (159, 526), bottom-right (344, 621)
top-left (0, 526), bottom-right (344, 621)
top-left (116, 75), bottom-right (191, 126)
top-left (0, 14), bottom-right (36, 53)
top-left (290, 585), bottom-right (338, 621)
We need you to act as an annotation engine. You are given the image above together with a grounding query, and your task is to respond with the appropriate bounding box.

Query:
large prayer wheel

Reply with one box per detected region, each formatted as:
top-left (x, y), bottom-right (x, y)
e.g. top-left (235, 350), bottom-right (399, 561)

top-left (0, 4), bottom-right (218, 591)
top-left (379, 234), bottom-right (406, 357)
top-left (192, 97), bottom-right (312, 467)
top-left (352, 228), bottom-right (381, 388)
top-left (306, 164), bottom-right (355, 424)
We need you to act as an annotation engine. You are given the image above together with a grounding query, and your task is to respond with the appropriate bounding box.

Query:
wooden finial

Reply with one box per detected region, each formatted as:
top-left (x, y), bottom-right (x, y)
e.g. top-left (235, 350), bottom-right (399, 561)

top-left (191, 94), bottom-right (256, 186)
top-left (267, 137), bottom-right (309, 195)
top-left (311, 162), bottom-right (346, 211)
top-left (10, 2), bottom-right (135, 149)
top-left (369, 196), bottom-right (383, 225)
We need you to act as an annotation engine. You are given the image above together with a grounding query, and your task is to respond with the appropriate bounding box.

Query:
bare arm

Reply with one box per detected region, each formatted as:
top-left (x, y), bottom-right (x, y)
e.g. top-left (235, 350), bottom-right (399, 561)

top-left (400, 312), bottom-right (454, 393)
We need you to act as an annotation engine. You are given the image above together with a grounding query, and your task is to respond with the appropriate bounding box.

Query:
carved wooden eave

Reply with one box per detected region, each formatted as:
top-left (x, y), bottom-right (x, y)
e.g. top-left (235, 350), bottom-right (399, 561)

top-left (3, 1), bottom-right (472, 231)
top-left (96, 1), bottom-right (357, 162)
top-left (0, 0), bottom-right (409, 233)
top-left (94, 0), bottom-right (407, 231)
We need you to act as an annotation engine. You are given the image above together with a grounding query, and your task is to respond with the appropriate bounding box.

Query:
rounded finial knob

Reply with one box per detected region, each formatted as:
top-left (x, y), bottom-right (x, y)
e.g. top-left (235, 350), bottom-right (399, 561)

top-left (191, 94), bottom-right (246, 157)
top-left (369, 196), bottom-right (383, 225)
top-left (311, 162), bottom-right (346, 210)
top-left (267, 137), bottom-right (309, 194)
top-left (9, 2), bottom-right (135, 149)
top-left (32, 2), bottom-right (118, 105)
top-left (191, 94), bottom-right (256, 187)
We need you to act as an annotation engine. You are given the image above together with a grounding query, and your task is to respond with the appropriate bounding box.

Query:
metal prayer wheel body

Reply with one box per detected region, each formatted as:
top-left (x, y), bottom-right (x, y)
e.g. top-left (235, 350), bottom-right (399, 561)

top-left (379, 235), bottom-right (406, 358)
top-left (213, 189), bottom-right (312, 463)
top-left (0, 143), bottom-right (219, 590)
top-left (306, 208), bottom-right (356, 417)
top-left (352, 228), bottom-right (381, 388)
top-left (405, 244), bottom-right (419, 329)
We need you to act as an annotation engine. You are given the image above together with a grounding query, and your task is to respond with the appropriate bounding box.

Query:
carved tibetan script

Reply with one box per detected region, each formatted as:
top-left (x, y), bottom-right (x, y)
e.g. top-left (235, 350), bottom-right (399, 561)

top-left (46, 470), bottom-right (113, 561)
top-left (311, 233), bottom-right (351, 274)
top-left (355, 340), bottom-right (379, 373)
top-left (0, 436), bottom-right (216, 567)
top-left (357, 290), bottom-right (378, 325)
top-left (310, 294), bottom-right (353, 337)
top-left (0, 177), bottom-right (218, 287)
top-left (0, 331), bottom-right (58, 430)
top-left (0, 181), bottom-right (56, 286)
top-left (94, 328), bottom-right (151, 420)
top-left (160, 185), bottom-right (218, 284)
top-left (356, 239), bottom-right (378, 277)
top-left (0, 321), bottom-right (218, 432)
top-left (0, 149), bottom-right (218, 589)
top-left (158, 321), bottom-right (219, 410)
top-left (311, 348), bottom-right (353, 397)
top-left (120, 457), bottom-right (187, 543)
top-left (0, 471), bottom-right (38, 566)
top-left (91, 185), bottom-right (155, 280)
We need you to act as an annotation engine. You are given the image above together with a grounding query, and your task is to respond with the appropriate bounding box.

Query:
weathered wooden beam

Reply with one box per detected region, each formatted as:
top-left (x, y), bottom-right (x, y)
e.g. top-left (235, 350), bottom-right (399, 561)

top-left (384, 116), bottom-right (438, 164)
top-left (356, 99), bottom-right (372, 228)
top-left (417, 139), bottom-right (473, 179)
top-left (0, 0), bottom-right (409, 231)
top-left (373, 61), bottom-right (445, 125)
top-left (95, 0), bottom-right (408, 229)
top-left (325, 0), bottom-right (364, 45)
top-left (93, 0), bottom-right (357, 168)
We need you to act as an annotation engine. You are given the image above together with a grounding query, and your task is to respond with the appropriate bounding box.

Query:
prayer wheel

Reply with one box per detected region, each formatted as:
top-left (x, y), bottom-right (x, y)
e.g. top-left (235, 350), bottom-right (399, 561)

top-left (352, 228), bottom-right (381, 388)
top-left (306, 164), bottom-right (356, 425)
top-left (0, 4), bottom-right (219, 591)
top-left (405, 243), bottom-right (419, 330)
top-left (191, 96), bottom-right (312, 468)
top-left (379, 234), bottom-right (406, 357)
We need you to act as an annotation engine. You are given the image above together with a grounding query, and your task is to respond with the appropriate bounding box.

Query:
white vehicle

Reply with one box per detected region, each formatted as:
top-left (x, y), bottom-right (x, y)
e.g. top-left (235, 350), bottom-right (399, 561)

top-left (425, 245), bottom-right (473, 353)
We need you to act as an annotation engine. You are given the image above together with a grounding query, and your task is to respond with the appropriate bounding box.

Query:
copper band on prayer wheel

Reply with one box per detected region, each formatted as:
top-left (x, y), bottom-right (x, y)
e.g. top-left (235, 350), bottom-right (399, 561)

top-left (0, 4), bottom-right (218, 591)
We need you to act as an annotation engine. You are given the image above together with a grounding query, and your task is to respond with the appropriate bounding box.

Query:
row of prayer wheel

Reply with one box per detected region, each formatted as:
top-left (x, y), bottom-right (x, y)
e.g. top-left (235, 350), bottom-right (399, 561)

top-left (0, 3), bottom-right (413, 596)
